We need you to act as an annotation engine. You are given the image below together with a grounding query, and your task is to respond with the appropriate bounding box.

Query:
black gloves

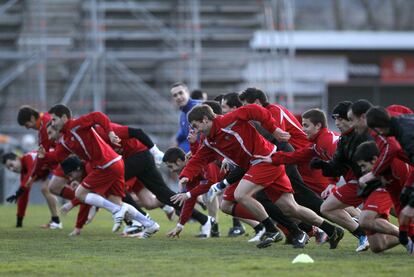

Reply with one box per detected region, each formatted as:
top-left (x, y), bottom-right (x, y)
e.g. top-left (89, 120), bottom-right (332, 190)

top-left (310, 158), bottom-right (327, 169)
top-left (400, 186), bottom-right (414, 207)
top-left (6, 187), bottom-right (25, 203)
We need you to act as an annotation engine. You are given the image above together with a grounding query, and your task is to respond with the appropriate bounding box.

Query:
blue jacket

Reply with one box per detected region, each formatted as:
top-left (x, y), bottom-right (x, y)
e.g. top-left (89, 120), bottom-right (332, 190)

top-left (176, 98), bottom-right (201, 152)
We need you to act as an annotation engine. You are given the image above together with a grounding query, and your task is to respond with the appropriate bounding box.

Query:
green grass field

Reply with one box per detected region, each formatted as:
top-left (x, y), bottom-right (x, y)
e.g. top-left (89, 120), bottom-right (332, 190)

top-left (0, 205), bottom-right (412, 277)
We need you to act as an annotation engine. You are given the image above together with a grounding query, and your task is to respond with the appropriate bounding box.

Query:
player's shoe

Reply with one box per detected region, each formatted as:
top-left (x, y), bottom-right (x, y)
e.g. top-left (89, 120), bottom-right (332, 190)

top-left (356, 235), bottom-right (370, 252)
top-left (60, 202), bottom-right (74, 215)
top-left (162, 205), bottom-right (176, 221)
top-left (198, 216), bottom-right (214, 238)
top-left (68, 228), bottom-right (81, 236)
top-left (292, 231), bottom-right (309, 248)
top-left (228, 225), bottom-right (246, 237)
top-left (122, 220), bottom-right (144, 236)
top-left (112, 204), bottom-right (128, 233)
top-left (405, 239), bottom-right (414, 255)
top-left (86, 206), bottom-right (98, 225)
top-left (141, 222), bottom-right (160, 238)
top-left (329, 227), bottom-right (345, 249)
top-left (256, 231), bottom-right (283, 249)
top-left (211, 221), bottom-right (220, 237)
top-left (248, 227), bottom-right (266, 243)
top-left (314, 227), bottom-right (329, 245)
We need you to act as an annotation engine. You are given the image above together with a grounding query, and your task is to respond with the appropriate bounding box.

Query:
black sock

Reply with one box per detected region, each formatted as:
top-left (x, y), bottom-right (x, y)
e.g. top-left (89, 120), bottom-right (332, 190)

top-left (51, 216), bottom-right (60, 224)
top-left (319, 220), bottom-right (336, 237)
top-left (16, 216), bottom-right (23, 227)
top-left (123, 193), bottom-right (148, 217)
top-left (298, 223), bottom-right (313, 233)
top-left (232, 217), bottom-right (242, 228)
top-left (351, 226), bottom-right (366, 238)
top-left (399, 231), bottom-right (409, 245)
top-left (261, 217), bottom-right (278, 233)
top-left (254, 223), bottom-right (264, 233)
top-left (191, 210), bottom-right (208, 225)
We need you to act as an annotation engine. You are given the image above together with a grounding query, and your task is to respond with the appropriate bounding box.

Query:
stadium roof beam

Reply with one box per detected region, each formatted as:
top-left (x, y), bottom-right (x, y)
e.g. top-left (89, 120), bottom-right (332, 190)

top-left (61, 58), bottom-right (92, 105)
top-left (0, 0), bottom-right (18, 16)
top-left (0, 56), bottom-right (37, 91)
top-left (251, 31), bottom-right (414, 50)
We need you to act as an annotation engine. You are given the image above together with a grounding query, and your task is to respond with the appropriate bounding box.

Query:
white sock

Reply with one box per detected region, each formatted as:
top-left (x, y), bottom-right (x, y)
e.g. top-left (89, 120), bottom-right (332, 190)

top-left (123, 203), bottom-right (154, 227)
top-left (84, 193), bottom-right (120, 214)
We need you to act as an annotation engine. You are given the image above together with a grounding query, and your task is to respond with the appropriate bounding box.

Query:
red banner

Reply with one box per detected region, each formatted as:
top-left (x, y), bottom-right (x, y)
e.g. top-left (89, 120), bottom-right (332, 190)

top-left (381, 55), bottom-right (414, 83)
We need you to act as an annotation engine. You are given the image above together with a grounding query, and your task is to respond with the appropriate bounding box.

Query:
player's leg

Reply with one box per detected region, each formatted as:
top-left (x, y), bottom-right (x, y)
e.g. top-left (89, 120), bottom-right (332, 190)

top-left (16, 187), bottom-right (30, 227)
top-left (40, 179), bottom-right (61, 228)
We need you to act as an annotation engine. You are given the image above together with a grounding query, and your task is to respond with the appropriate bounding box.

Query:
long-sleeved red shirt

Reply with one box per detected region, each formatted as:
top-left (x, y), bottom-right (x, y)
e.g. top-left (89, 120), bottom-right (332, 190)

top-left (180, 104), bottom-right (278, 182)
top-left (20, 152), bottom-right (48, 188)
top-left (38, 112), bottom-right (56, 152)
top-left (39, 112), bottom-right (121, 170)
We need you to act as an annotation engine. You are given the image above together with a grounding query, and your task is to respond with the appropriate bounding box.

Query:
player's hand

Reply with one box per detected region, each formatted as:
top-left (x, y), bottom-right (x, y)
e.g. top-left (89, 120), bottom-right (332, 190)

top-left (399, 205), bottom-right (414, 225)
top-left (37, 145), bottom-right (46, 158)
top-left (166, 225), bottom-right (183, 238)
top-left (273, 128), bottom-right (291, 142)
top-left (320, 184), bottom-right (335, 199)
top-left (170, 192), bottom-right (190, 206)
top-left (6, 194), bottom-right (18, 203)
top-left (310, 157), bottom-right (326, 169)
top-left (179, 177), bottom-right (189, 187)
top-left (108, 131), bottom-right (121, 147)
top-left (187, 128), bottom-right (198, 144)
top-left (359, 172), bottom-right (376, 185)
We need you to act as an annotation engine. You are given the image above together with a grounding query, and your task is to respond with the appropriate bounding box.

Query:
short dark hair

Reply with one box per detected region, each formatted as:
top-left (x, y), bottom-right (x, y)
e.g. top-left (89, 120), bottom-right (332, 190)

top-left (163, 147), bottom-right (186, 163)
top-left (2, 152), bottom-right (18, 164)
top-left (353, 141), bottom-right (379, 163)
top-left (214, 94), bottom-right (224, 102)
top-left (191, 89), bottom-right (205, 100)
top-left (17, 105), bottom-right (39, 125)
top-left (351, 99), bottom-right (373, 117)
top-left (302, 109), bottom-right (327, 128)
top-left (171, 82), bottom-right (188, 90)
top-left (188, 105), bottom-right (215, 123)
top-left (223, 92), bottom-right (242, 109)
top-left (239, 87), bottom-right (269, 106)
top-left (60, 156), bottom-right (83, 175)
top-left (366, 106), bottom-right (391, 129)
top-left (48, 104), bottom-right (72, 119)
top-left (203, 100), bottom-right (222, 115)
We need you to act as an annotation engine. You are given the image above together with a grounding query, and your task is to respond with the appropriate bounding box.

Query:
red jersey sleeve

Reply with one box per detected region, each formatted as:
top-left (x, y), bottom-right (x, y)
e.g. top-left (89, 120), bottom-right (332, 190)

top-left (224, 104), bottom-right (278, 134)
top-left (73, 112), bottom-right (114, 133)
top-left (179, 144), bottom-right (217, 182)
top-left (272, 147), bottom-right (314, 165)
top-left (372, 136), bottom-right (402, 177)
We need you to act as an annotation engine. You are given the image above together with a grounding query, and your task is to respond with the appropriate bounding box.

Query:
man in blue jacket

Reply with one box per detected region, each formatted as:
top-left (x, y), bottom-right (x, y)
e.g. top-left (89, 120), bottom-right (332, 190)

top-left (170, 82), bottom-right (201, 153)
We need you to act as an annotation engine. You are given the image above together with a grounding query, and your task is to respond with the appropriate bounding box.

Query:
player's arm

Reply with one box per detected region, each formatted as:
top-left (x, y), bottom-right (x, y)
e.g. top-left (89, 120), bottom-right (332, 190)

top-left (179, 144), bottom-right (216, 184)
top-left (75, 112), bottom-right (120, 146)
top-left (272, 147), bottom-right (314, 165)
top-left (310, 141), bottom-right (348, 177)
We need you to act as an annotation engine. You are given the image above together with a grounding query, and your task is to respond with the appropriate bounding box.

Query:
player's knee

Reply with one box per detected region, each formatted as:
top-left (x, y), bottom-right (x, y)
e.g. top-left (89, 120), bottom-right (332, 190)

top-left (75, 188), bottom-right (86, 202)
top-left (40, 184), bottom-right (50, 195)
top-left (359, 212), bottom-right (374, 230)
top-left (220, 202), bottom-right (232, 215)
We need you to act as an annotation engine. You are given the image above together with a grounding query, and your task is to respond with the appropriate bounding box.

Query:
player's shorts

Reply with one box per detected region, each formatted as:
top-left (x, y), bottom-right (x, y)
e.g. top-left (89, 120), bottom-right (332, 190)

top-left (333, 182), bottom-right (363, 207)
top-left (125, 177), bottom-right (145, 195)
top-left (223, 182), bottom-right (238, 202)
top-left (81, 159), bottom-right (125, 198)
top-left (242, 163), bottom-right (293, 193)
top-left (362, 189), bottom-right (393, 235)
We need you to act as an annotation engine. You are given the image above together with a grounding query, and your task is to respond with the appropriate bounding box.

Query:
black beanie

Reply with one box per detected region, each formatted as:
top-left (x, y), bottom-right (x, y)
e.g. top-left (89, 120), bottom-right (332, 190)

top-left (332, 101), bottom-right (353, 120)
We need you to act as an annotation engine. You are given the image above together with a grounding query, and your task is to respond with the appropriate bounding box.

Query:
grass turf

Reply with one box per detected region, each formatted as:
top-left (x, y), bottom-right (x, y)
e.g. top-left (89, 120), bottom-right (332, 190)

top-left (0, 205), bottom-right (412, 277)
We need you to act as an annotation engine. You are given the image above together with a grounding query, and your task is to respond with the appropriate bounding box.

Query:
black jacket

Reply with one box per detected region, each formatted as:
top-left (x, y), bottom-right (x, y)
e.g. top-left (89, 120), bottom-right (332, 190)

top-left (389, 115), bottom-right (414, 164)
top-left (320, 128), bottom-right (373, 178)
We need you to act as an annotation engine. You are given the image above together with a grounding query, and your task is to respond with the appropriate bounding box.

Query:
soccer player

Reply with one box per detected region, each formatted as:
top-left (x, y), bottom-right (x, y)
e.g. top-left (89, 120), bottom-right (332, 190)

top-left (170, 82), bottom-right (201, 153)
top-left (17, 105), bottom-right (61, 228)
top-left (366, 107), bottom-right (414, 224)
top-left (163, 147), bottom-right (216, 238)
top-left (181, 104), bottom-right (342, 248)
top-left (34, 104), bottom-right (159, 235)
top-left (353, 141), bottom-right (414, 253)
top-left (2, 152), bottom-right (49, 227)
top-left (314, 101), bottom-right (373, 252)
